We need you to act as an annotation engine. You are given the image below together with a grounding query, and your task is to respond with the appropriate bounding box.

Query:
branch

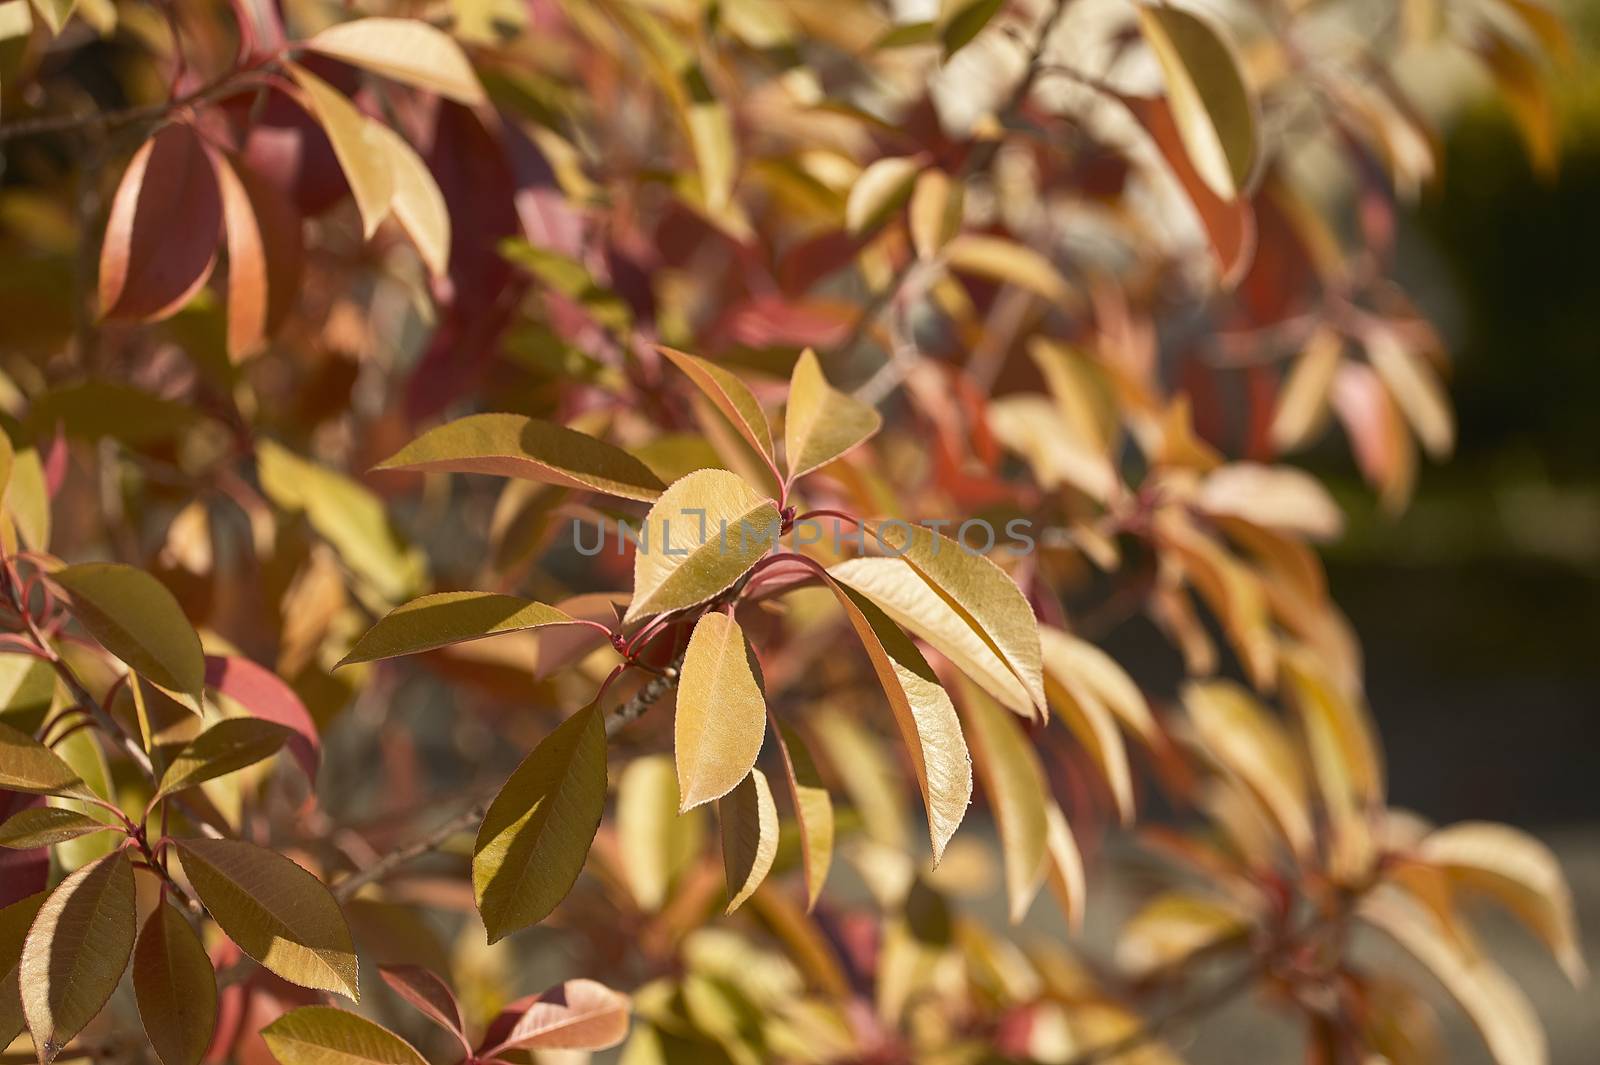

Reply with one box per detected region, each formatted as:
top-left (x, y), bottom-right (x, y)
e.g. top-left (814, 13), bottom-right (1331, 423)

top-left (0, 66), bottom-right (271, 143)
top-left (605, 653), bottom-right (684, 738)
top-left (331, 800), bottom-right (486, 902)
top-left (1061, 959), bottom-right (1262, 1065)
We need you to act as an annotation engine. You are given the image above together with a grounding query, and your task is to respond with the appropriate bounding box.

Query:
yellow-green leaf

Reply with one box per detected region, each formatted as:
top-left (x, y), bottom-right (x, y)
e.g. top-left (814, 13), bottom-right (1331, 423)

top-left (675, 612), bottom-right (767, 811)
top-left (784, 348), bottom-right (882, 481)
top-left (263, 1006), bottom-right (428, 1065)
top-left (2, 445), bottom-right (50, 551)
top-left (370, 124), bottom-right (450, 280)
top-left (943, 234), bottom-right (1072, 305)
top-left (1135, 4), bottom-right (1259, 201)
top-left (134, 900), bottom-right (218, 1065)
top-left (957, 680), bottom-right (1048, 923)
top-left (153, 718), bottom-right (294, 802)
top-left (683, 63), bottom-right (737, 216)
top-left (305, 18), bottom-right (486, 105)
top-left (20, 852), bottom-right (136, 1063)
top-left (473, 704), bottom-right (607, 942)
top-left (286, 63), bottom-right (394, 239)
top-left (659, 347), bottom-right (776, 470)
top-left (615, 754), bottom-right (705, 913)
top-left (0, 721), bottom-right (87, 797)
top-left (0, 429), bottom-right (12, 502)
top-left (624, 469), bottom-right (779, 624)
top-left (52, 562), bottom-right (205, 703)
top-left (818, 574), bottom-right (970, 861)
top-left (0, 806), bottom-right (110, 848)
top-left (338, 592), bottom-right (581, 667)
top-left (376, 412), bottom-right (665, 503)
top-left (845, 156), bottom-right (918, 234)
top-left (718, 768), bottom-right (778, 914)
top-left (174, 838), bottom-right (359, 999)
top-left (774, 721), bottom-right (833, 910)
top-left (941, 0), bottom-right (1002, 58)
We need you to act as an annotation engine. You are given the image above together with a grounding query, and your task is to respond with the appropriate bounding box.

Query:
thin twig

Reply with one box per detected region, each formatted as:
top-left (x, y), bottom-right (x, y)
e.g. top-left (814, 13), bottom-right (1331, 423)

top-left (331, 800), bottom-right (488, 902)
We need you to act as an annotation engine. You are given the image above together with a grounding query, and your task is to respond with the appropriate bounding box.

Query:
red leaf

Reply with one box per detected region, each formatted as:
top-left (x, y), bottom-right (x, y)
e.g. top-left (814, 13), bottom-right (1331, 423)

top-left (378, 965), bottom-right (468, 1046)
top-left (203, 656), bottom-right (320, 780)
top-left (210, 150), bottom-right (305, 361)
top-left (99, 122), bottom-right (223, 322)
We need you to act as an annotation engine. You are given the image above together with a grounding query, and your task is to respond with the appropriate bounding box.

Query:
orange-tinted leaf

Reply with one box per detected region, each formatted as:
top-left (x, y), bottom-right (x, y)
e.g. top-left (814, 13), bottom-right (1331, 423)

top-left (379, 965), bottom-right (466, 1040)
top-left (305, 18), bottom-right (486, 105)
top-left (659, 347), bottom-right (776, 470)
top-left (482, 978), bottom-right (630, 1054)
top-left (675, 612), bottom-right (767, 810)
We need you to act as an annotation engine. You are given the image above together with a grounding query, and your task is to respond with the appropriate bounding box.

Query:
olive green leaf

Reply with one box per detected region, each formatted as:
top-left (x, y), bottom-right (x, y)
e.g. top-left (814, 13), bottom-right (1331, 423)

top-left (51, 562), bottom-right (205, 705)
top-left (375, 412), bottom-right (665, 502)
top-left (615, 754), bottom-right (705, 913)
top-left (941, 0), bottom-right (1002, 59)
top-left (624, 469), bottom-right (780, 624)
top-left (783, 348), bottom-right (882, 482)
top-left (262, 1006), bottom-right (428, 1065)
top-left (0, 891), bottom-right (48, 1049)
top-left (153, 718), bottom-right (295, 802)
top-left (338, 591), bottom-right (583, 667)
top-left (817, 573), bottom-right (971, 862)
top-left (473, 704), bottom-right (607, 942)
top-left (1134, 4), bottom-right (1259, 201)
top-left (659, 347), bottom-right (775, 469)
top-left (956, 679), bottom-right (1049, 923)
top-left (20, 851), bottom-right (137, 1063)
top-left (173, 838), bottom-right (359, 999)
top-left (305, 17), bottom-right (486, 105)
top-left (675, 612), bottom-right (767, 811)
top-left (0, 806), bottom-right (111, 848)
top-left (773, 721), bottom-right (833, 911)
top-left (718, 768), bottom-right (778, 914)
top-left (3, 446), bottom-right (50, 551)
top-left (0, 720), bottom-right (89, 797)
top-left (133, 900), bottom-right (218, 1065)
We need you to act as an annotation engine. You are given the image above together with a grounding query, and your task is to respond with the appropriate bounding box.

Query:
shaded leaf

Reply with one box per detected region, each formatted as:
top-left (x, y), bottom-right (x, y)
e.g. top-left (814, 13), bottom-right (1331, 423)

top-left (19, 852), bottom-right (136, 1063)
top-left (0, 720), bottom-right (88, 797)
top-left (784, 348), bottom-right (882, 481)
top-left (204, 655), bottom-right (320, 780)
top-left (773, 721), bottom-right (833, 910)
top-left (263, 1006), bottom-right (428, 1065)
top-left (210, 149), bottom-right (270, 361)
top-left (1040, 626), bottom-right (1134, 823)
top-left (0, 807), bottom-right (110, 848)
top-left (718, 768), bottom-right (778, 914)
top-left (624, 469), bottom-right (780, 623)
top-left (660, 347), bottom-right (776, 470)
top-left (376, 412), bottom-right (665, 502)
top-left (174, 837), bottom-right (359, 999)
top-left (153, 718), bottom-right (294, 802)
top-left (481, 978), bottom-right (630, 1054)
top-left (378, 965), bottom-right (466, 1040)
top-left (473, 704), bottom-right (607, 942)
top-left (133, 900), bottom-right (218, 1065)
top-left (286, 63), bottom-right (394, 239)
top-left (339, 591), bottom-right (581, 666)
top-left (615, 754), bottom-right (705, 913)
top-left (52, 562), bottom-right (205, 704)
top-left (676, 612), bottom-right (767, 810)
top-left (956, 680), bottom-right (1048, 923)
top-left (0, 891), bottom-right (48, 1048)
top-left (306, 18), bottom-right (486, 105)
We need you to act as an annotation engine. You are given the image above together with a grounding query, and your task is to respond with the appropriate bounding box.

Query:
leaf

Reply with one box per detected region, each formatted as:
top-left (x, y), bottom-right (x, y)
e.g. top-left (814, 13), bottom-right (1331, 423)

top-left (943, 234), bottom-right (1072, 305)
top-left (1039, 627), bottom-right (1134, 823)
top-left (845, 156), bottom-right (918, 234)
top-left (675, 612), bottom-right (768, 811)
top-left (1366, 326), bottom-right (1454, 459)
top-left (370, 123), bottom-right (450, 280)
top-left (1418, 821), bottom-right (1586, 985)
top-left (956, 680), bottom-right (1048, 923)
top-left (482, 978), bottom-right (631, 1054)
top-left (683, 63), bottom-right (737, 216)
top-left (615, 754), bottom-right (705, 913)
top-left (941, 0), bottom-right (1003, 58)
top-left (262, 1006), bottom-right (428, 1065)
top-left (205, 655), bottom-right (321, 780)
top-left (783, 348), bottom-right (882, 482)
top-left (0, 720), bottom-right (88, 797)
top-left (1134, 4), bottom-right (1259, 200)
top-left (718, 768), bottom-right (778, 914)
top-left (339, 592), bottom-right (581, 666)
top-left (0, 807), bottom-right (110, 848)
top-left (1196, 462), bottom-right (1344, 541)
top-left (27, 0), bottom-right (71, 36)
top-left (133, 900), bottom-right (218, 1065)
top-left (0, 427), bottom-right (12, 502)
top-left (986, 395), bottom-right (1119, 503)
top-left (376, 412), bottom-right (665, 502)
top-left (473, 704), bottom-right (607, 942)
top-left (209, 148), bottom-right (291, 362)
top-left (1032, 629), bottom-right (1157, 744)
top-left (286, 63), bottom-right (394, 239)
top-left (19, 852), bottom-right (136, 1063)
top-left (1116, 891), bottom-right (1250, 977)
top-left (173, 837), bottom-right (359, 999)
top-left (1043, 802), bottom-right (1086, 933)
top-left (624, 469), bottom-right (780, 624)
top-left (51, 562), bottom-right (206, 703)
top-left (3, 446), bottom-right (50, 551)
top-left (908, 168), bottom-right (963, 260)
top-left (0, 892), bottom-right (48, 1049)
top-left (1282, 648), bottom-right (1382, 882)
top-left (773, 721), bottom-right (833, 910)
top-left (659, 347), bottom-right (776, 470)
top-left (817, 574), bottom-right (971, 861)
top-left (1270, 328), bottom-right (1342, 452)
top-left (1360, 886), bottom-right (1546, 1065)
top-left (305, 18), bottom-right (486, 105)
top-left (153, 718), bottom-right (295, 802)
top-left (1183, 681), bottom-right (1313, 858)
top-left (98, 122), bottom-right (222, 322)
top-left (378, 965), bottom-right (466, 1040)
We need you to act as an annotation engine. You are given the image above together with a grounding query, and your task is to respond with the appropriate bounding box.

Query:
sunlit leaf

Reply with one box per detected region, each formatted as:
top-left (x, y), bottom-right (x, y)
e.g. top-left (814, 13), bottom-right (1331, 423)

top-left (204, 655), bottom-right (320, 780)
top-left (956, 680), bottom-right (1047, 923)
top-left (1282, 647), bottom-right (1382, 882)
top-left (473, 704), bottom-right (607, 942)
top-left (263, 1006), bottom-right (428, 1065)
top-left (153, 718), bottom-right (294, 802)
top-left (718, 768), bottom-right (778, 914)
top-left (19, 851), bottom-right (136, 1063)
top-left (483, 978), bottom-right (631, 1054)
top-left (783, 348), bottom-right (882, 481)
top-left (0, 806), bottom-right (110, 848)
top-left (1366, 326), bottom-right (1454, 459)
top-left (774, 721), bottom-right (833, 910)
top-left (1196, 462), bottom-right (1344, 541)
top-left (1039, 626), bottom-right (1134, 823)
top-left (339, 592), bottom-right (581, 667)
top-left (174, 837), bottom-right (359, 999)
top-left (306, 18), bottom-right (486, 105)
top-left (27, 0), bottom-right (71, 35)
top-left (286, 63), bottom-right (395, 239)
top-left (676, 612), bottom-right (767, 810)
top-left (1183, 680), bottom-right (1312, 858)
top-left (908, 168), bottom-right (963, 260)
top-left (376, 412), bottom-right (665, 502)
top-left (624, 469), bottom-right (780, 624)
top-left (1043, 802), bottom-right (1086, 933)
top-left (659, 347), bottom-right (776, 470)
top-left (370, 124), bottom-right (450, 280)
top-left (1270, 328), bottom-right (1343, 453)
top-left (133, 900), bottom-right (218, 1065)
top-left (52, 561), bottom-right (206, 703)
top-left (845, 156), bottom-right (918, 234)
top-left (615, 754), bottom-right (704, 913)
top-left (0, 721), bottom-right (87, 797)
top-left (943, 234), bottom-right (1072, 305)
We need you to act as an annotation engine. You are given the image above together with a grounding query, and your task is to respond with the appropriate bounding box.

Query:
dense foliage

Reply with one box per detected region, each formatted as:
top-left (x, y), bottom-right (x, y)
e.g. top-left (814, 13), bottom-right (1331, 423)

top-left (0, 0), bottom-right (1585, 1063)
